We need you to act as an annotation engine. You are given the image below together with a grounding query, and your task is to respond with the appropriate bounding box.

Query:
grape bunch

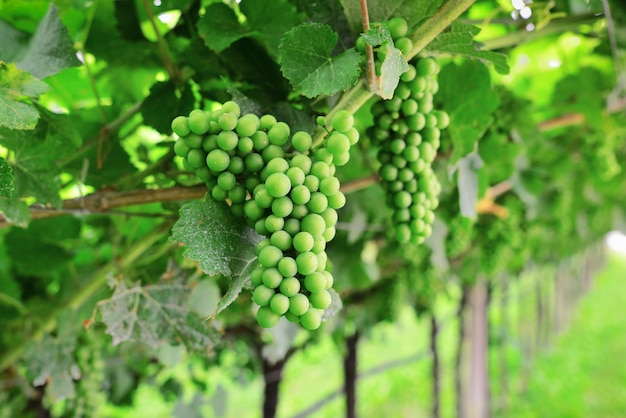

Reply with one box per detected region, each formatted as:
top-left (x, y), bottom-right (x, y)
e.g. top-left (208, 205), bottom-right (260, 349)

top-left (367, 18), bottom-right (449, 244)
top-left (172, 103), bottom-right (356, 330)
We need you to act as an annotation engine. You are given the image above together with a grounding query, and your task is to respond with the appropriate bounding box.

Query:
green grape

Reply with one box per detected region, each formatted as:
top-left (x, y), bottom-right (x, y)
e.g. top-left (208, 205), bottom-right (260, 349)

top-left (270, 230), bottom-right (292, 251)
top-left (326, 132), bottom-right (351, 156)
top-left (395, 37), bottom-right (412, 55)
top-left (304, 272), bottom-right (326, 293)
top-left (253, 285), bottom-right (275, 306)
top-left (303, 175), bottom-right (320, 192)
top-left (293, 231), bottom-right (315, 252)
top-left (307, 192), bottom-right (328, 214)
top-left (257, 306), bottom-right (281, 328)
top-left (319, 177), bottom-right (340, 196)
top-left (259, 114), bottom-right (277, 130)
top-left (265, 214), bottom-right (284, 233)
top-left (301, 214), bottom-right (326, 237)
top-left (284, 218), bottom-right (301, 236)
top-left (327, 191), bottom-right (346, 209)
top-left (266, 158), bottom-right (289, 175)
top-left (262, 267), bottom-right (283, 288)
top-left (331, 110), bottom-right (354, 133)
top-left (217, 130), bottom-right (238, 151)
top-left (245, 153), bottom-right (265, 173)
top-left (174, 139), bottom-right (190, 158)
top-left (292, 131), bottom-right (313, 152)
top-left (265, 173), bottom-right (291, 198)
top-left (289, 293), bottom-right (310, 315)
top-left (416, 57), bottom-right (439, 76)
top-left (268, 122), bottom-right (290, 145)
top-left (218, 112), bottom-right (238, 131)
top-left (206, 149), bottom-right (230, 172)
top-left (269, 293), bottom-right (290, 315)
top-left (189, 109), bottom-right (211, 134)
top-left (254, 187), bottom-right (274, 208)
top-left (272, 196), bottom-right (294, 218)
top-left (279, 277), bottom-right (300, 297)
top-left (172, 115), bottom-right (190, 137)
top-left (217, 172), bottom-right (236, 191)
top-left (387, 17), bottom-right (408, 39)
top-left (300, 308), bottom-right (321, 330)
top-left (186, 148), bottom-right (206, 169)
top-left (238, 136), bottom-right (254, 154)
top-left (221, 101), bottom-right (241, 117)
top-left (236, 113), bottom-right (260, 137)
top-left (309, 289), bottom-right (332, 309)
top-left (291, 185), bottom-right (311, 205)
top-left (258, 245), bottom-right (282, 268)
top-left (314, 148), bottom-right (334, 164)
top-left (291, 204), bottom-right (309, 219)
top-left (184, 134), bottom-right (203, 149)
top-left (286, 167), bottom-right (305, 186)
top-left (291, 154), bottom-right (312, 173)
top-left (211, 185), bottom-right (228, 201)
top-left (277, 256), bottom-right (298, 278)
top-left (296, 251), bottom-right (319, 275)
top-left (252, 130), bottom-right (270, 150)
top-left (262, 144), bottom-right (285, 162)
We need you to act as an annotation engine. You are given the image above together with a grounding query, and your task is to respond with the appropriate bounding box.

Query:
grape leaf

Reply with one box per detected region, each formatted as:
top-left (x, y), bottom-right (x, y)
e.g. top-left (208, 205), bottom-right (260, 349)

top-left (0, 62), bottom-right (49, 130)
top-left (197, 3), bottom-right (247, 54)
top-left (198, 0), bottom-right (300, 57)
top-left (15, 3), bottom-right (80, 79)
top-left (169, 196), bottom-right (261, 317)
top-left (141, 81), bottom-right (195, 134)
top-left (362, 24), bottom-right (393, 46)
top-left (0, 158), bottom-right (14, 198)
top-left (428, 23), bottom-right (509, 75)
top-left (0, 20), bottom-right (29, 62)
top-left (0, 127), bottom-right (63, 208)
top-left (379, 44), bottom-right (409, 99)
top-left (0, 197), bottom-right (30, 227)
top-left (279, 23), bottom-right (361, 98)
top-left (437, 60), bottom-right (499, 164)
top-left (340, 0), bottom-right (443, 34)
top-left (97, 280), bottom-right (221, 354)
top-left (321, 288), bottom-right (343, 321)
top-left (451, 152), bottom-right (484, 219)
top-left (239, 0), bottom-right (301, 58)
top-left (23, 310), bottom-right (80, 401)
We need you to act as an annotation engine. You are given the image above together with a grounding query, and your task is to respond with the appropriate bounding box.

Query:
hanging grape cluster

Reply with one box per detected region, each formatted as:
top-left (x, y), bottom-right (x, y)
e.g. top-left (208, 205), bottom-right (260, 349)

top-left (172, 103), bottom-right (357, 330)
top-left (367, 18), bottom-right (449, 245)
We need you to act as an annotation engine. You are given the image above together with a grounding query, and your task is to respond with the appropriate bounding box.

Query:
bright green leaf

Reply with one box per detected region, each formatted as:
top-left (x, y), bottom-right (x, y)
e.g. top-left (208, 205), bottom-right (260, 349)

top-left (428, 23), bottom-right (509, 75)
top-left (0, 62), bottom-right (49, 130)
top-left (362, 24), bottom-right (393, 47)
top-left (15, 4), bottom-right (80, 79)
top-left (197, 3), bottom-right (248, 53)
top-left (379, 44), bottom-right (409, 99)
top-left (437, 60), bottom-right (499, 164)
top-left (97, 280), bottom-right (221, 354)
top-left (279, 23), bottom-right (361, 98)
top-left (240, 0), bottom-right (301, 58)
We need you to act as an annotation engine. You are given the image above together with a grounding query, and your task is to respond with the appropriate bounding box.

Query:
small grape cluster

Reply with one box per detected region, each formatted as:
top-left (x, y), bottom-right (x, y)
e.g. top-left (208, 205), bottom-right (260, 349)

top-left (67, 333), bottom-right (105, 418)
top-left (367, 18), bottom-right (449, 244)
top-left (172, 103), bottom-right (357, 329)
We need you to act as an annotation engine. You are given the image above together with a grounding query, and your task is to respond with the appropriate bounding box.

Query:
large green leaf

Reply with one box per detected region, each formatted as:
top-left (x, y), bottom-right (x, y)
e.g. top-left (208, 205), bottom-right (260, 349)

top-left (0, 158), bottom-right (14, 198)
top-left (437, 60), bottom-right (499, 164)
top-left (279, 23), bottom-right (361, 98)
top-left (15, 4), bottom-right (80, 79)
top-left (170, 196), bottom-right (261, 317)
top-left (97, 280), bottom-right (221, 354)
top-left (428, 23), bottom-right (509, 75)
top-left (0, 63), bottom-right (49, 130)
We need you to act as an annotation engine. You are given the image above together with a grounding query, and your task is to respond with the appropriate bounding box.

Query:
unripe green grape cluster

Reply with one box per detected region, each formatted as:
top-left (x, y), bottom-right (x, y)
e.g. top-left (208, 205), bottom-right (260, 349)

top-left (66, 333), bottom-right (105, 418)
top-left (172, 102), bottom-right (355, 330)
top-left (366, 18), bottom-right (449, 244)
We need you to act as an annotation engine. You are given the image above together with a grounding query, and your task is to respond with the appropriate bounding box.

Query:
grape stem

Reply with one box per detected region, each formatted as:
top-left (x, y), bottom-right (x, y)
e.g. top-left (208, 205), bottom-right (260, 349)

top-left (360, 0), bottom-right (379, 93)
